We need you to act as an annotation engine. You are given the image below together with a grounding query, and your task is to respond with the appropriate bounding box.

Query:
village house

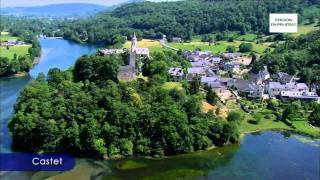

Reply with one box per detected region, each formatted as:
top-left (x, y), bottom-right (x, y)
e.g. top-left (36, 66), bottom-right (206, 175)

top-left (168, 67), bottom-right (184, 81)
top-left (234, 56), bottom-right (252, 66)
top-left (267, 82), bottom-right (309, 97)
top-left (229, 79), bottom-right (264, 98)
top-left (251, 66), bottom-right (270, 85)
top-left (222, 52), bottom-right (241, 60)
top-left (1, 40), bottom-right (25, 47)
top-left (223, 62), bottom-right (240, 74)
top-left (187, 67), bottom-right (206, 80)
top-left (280, 91), bottom-right (320, 101)
top-left (98, 49), bottom-right (125, 56)
top-left (277, 72), bottom-right (299, 84)
top-left (171, 37), bottom-right (183, 43)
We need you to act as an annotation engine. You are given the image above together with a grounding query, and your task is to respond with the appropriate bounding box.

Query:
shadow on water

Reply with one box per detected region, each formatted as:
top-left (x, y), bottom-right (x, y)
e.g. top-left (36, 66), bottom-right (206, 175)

top-left (28, 132), bottom-right (319, 180)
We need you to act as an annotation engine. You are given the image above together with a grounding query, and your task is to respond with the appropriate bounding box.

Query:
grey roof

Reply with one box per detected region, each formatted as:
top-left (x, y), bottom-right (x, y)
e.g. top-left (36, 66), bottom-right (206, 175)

top-left (211, 57), bottom-right (222, 63)
top-left (296, 83), bottom-right (308, 90)
top-left (169, 67), bottom-right (184, 76)
top-left (222, 52), bottom-right (241, 59)
top-left (201, 76), bottom-right (219, 84)
top-left (268, 82), bottom-right (307, 90)
top-left (234, 80), bottom-right (260, 92)
top-left (187, 67), bottom-right (206, 74)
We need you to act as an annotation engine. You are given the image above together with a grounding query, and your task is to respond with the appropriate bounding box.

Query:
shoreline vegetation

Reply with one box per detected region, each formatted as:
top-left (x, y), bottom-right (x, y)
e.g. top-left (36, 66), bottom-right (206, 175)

top-left (104, 128), bottom-right (318, 161)
top-left (0, 32), bottom-right (41, 78)
top-left (2, 0), bottom-right (319, 161)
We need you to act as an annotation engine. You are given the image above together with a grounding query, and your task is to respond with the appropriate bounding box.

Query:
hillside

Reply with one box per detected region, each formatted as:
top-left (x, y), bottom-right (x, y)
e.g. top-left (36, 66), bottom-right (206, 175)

top-left (1, 0), bottom-right (319, 46)
top-left (59, 0), bottom-right (320, 44)
top-left (252, 30), bottom-right (320, 86)
top-left (1, 3), bottom-right (108, 17)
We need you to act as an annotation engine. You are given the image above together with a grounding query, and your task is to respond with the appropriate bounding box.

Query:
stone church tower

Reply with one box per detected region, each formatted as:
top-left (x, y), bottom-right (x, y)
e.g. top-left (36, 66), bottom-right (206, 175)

top-left (129, 32), bottom-right (137, 68)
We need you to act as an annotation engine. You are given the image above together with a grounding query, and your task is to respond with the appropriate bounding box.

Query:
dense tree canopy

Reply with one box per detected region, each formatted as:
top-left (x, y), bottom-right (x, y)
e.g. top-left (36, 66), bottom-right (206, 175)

top-left (1, 0), bottom-right (317, 46)
top-left (252, 30), bottom-right (320, 87)
top-left (0, 38), bottom-right (41, 77)
top-left (10, 54), bottom-right (239, 157)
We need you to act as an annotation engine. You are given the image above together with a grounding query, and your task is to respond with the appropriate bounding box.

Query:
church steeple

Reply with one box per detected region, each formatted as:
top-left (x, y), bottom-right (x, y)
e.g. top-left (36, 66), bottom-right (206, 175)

top-left (131, 32), bottom-right (137, 53)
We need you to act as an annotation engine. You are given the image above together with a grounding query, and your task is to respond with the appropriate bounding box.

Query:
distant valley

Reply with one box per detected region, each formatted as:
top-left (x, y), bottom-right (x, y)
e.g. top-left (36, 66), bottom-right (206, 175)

top-left (0, 3), bottom-right (109, 17)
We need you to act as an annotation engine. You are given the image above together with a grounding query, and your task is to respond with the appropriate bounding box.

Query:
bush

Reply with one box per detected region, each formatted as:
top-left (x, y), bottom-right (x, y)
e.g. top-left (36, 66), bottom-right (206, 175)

top-left (227, 111), bottom-right (244, 123)
top-left (283, 119), bottom-right (293, 126)
top-left (248, 119), bottom-right (259, 124)
top-left (264, 114), bottom-right (273, 119)
top-left (239, 42), bottom-right (253, 52)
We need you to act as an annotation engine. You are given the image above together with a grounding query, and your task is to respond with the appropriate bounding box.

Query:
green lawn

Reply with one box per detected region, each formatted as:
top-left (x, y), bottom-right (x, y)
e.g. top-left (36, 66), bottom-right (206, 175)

top-left (225, 101), bottom-right (320, 137)
top-left (293, 22), bottom-right (319, 36)
top-left (0, 32), bottom-right (18, 42)
top-left (0, 45), bottom-right (31, 59)
top-left (167, 40), bottom-right (270, 54)
top-left (162, 82), bottom-right (183, 90)
top-left (292, 121), bottom-right (320, 137)
top-left (236, 33), bottom-right (258, 42)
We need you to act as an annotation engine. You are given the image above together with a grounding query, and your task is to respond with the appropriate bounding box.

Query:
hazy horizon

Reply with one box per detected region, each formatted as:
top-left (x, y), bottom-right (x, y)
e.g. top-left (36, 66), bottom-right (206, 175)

top-left (0, 0), bottom-right (129, 8)
top-left (0, 0), bottom-right (181, 8)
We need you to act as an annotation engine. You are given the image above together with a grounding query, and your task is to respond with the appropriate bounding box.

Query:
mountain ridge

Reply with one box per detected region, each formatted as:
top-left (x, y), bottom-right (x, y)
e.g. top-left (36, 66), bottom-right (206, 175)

top-left (1, 3), bottom-right (109, 17)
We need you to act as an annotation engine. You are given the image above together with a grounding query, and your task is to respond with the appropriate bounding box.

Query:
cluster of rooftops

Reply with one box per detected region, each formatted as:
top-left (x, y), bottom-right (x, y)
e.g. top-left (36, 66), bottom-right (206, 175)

top-left (0, 40), bottom-right (25, 46)
top-left (169, 50), bottom-right (320, 101)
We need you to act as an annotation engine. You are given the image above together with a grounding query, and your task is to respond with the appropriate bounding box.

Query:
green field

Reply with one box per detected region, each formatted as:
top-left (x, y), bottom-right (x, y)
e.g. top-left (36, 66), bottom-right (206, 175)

top-left (162, 82), bottom-right (183, 90)
top-left (236, 33), bottom-right (258, 42)
top-left (0, 32), bottom-right (18, 42)
top-left (293, 22), bottom-right (319, 36)
top-left (167, 40), bottom-right (270, 54)
top-left (225, 101), bottom-right (320, 137)
top-left (0, 45), bottom-right (31, 59)
top-left (123, 39), bottom-right (163, 53)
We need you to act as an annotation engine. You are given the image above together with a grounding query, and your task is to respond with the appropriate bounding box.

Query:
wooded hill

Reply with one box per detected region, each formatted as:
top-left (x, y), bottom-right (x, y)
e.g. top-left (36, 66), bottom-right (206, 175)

top-left (252, 29), bottom-right (320, 87)
top-left (1, 0), bottom-right (318, 46)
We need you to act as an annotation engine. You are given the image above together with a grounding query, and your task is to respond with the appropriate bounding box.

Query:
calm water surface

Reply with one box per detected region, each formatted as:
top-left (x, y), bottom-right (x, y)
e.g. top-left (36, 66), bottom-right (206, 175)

top-left (0, 39), bottom-right (97, 152)
top-left (0, 39), bottom-right (319, 180)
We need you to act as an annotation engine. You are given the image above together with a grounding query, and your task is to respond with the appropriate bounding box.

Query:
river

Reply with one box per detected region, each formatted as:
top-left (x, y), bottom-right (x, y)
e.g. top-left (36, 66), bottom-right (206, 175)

top-left (0, 39), bottom-right (97, 153)
top-left (0, 39), bottom-right (319, 180)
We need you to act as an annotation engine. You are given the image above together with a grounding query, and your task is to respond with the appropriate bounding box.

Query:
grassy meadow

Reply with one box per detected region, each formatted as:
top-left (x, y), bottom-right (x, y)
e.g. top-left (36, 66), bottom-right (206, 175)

top-left (224, 101), bottom-right (320, 137)
top-left (0, 32), bottom-right (18, 42)
top-left (0, 45), bottom-right (31, 59)
top-left (123, 39), bottom-right (163, 52)
top-left (167, 40), bottom-right (270, 54)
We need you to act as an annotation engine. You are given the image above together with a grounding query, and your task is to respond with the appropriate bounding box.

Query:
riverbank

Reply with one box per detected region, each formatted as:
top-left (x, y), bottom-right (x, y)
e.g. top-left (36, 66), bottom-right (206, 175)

top-left (0, 55), bottom-right (41, 78)
top-left (22, 131), bottom-right (319, 180)
top-left (240, 120), bottom-right (320, 138)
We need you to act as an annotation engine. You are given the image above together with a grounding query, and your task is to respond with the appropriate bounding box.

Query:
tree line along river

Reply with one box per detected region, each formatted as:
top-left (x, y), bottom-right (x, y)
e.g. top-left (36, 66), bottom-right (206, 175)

top-left (0, 39), bottom-right (319, 180)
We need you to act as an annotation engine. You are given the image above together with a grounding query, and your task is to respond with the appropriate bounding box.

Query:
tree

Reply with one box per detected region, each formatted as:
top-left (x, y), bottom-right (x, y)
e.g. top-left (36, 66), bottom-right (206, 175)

top-left (47, 68), bottom-right (65, 85)
top-left (239, 43), bottom-right (253, 52)
top-left (227, 111), bottom-right (243, 123)
top-left (206, 88), bottom-right (218, 105)
top-left (189, 76), bottom-right (201, 95)
top-left (74, 55), bottom-right (119, 83)
top-left (0, 57), bottom-right (10, 76)
top-left (282, 102), bottom-right (300, 122)
top-left (226, 45), bottom-right (236, 53)
top-left (309, 105), bottom-right (320, 127)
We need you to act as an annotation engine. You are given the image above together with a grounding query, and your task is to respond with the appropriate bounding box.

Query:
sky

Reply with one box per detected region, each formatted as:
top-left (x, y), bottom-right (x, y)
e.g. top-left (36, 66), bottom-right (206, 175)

top-left (0, 0), bottom-right (129, 7)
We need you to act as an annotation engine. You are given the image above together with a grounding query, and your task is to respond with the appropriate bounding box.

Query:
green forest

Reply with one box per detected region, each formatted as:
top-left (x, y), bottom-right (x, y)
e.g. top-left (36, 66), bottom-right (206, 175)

top-left (1, 0), bottom-right (319, 46)
top-left (9, 54), bottom-right (239, 157)
top-left (0, 38), bottom-right (41, 77)
top-left (252, 30), bottom-right (320, 87)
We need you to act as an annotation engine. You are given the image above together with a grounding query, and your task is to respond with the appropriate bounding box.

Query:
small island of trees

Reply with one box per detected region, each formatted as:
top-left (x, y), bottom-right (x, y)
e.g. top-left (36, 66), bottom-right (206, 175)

top-left (9, 53), bottom-right (240, 157)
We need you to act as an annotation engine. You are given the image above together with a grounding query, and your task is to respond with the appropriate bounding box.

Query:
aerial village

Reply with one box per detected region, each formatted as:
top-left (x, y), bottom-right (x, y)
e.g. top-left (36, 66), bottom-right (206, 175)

top-left (98, 34), bottom-right (320, 103)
